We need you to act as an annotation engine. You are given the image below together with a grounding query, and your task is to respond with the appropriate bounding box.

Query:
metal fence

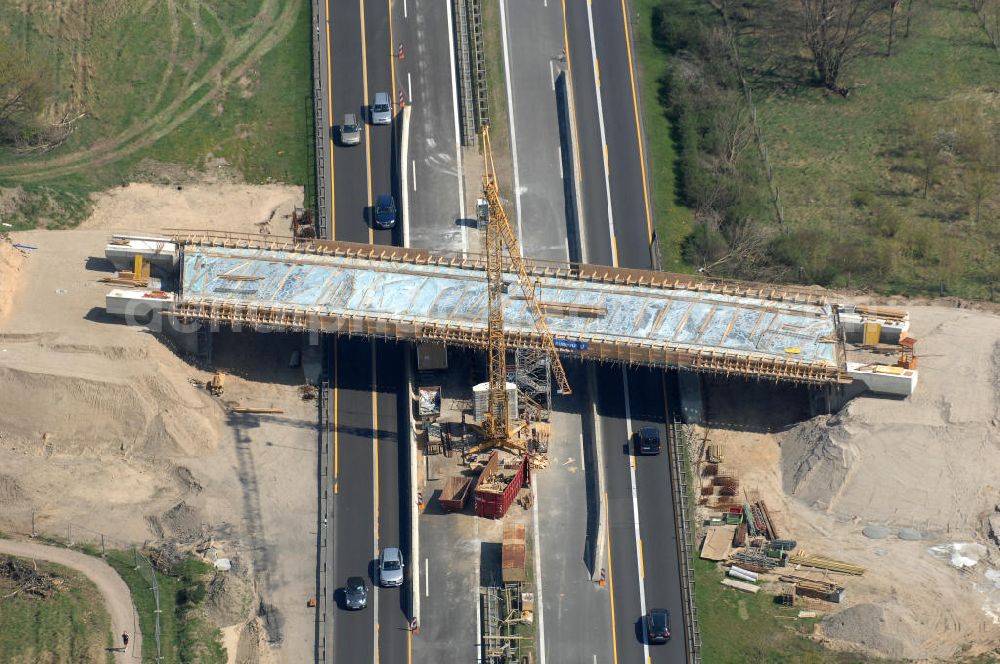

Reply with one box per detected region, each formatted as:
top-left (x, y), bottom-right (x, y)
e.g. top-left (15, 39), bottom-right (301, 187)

top-left (667, 422), bottom-right (702, 663)
top-left (310, 0), bottom-right (331, 240)
top-left (2, 513), bottom-right (163, 662)
top-left (317, 378), bottom-right (332, 664)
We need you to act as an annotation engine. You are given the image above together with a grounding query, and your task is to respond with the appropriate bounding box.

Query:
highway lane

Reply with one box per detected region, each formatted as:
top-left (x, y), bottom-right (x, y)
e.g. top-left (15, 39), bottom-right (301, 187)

top-left (589, 0), bottom-right (654, 269)
top-left (501, 0), bottom-right (573, 261)
top-left (627, 368), bottom-right (689, 662)
top-left (325, 1), bottom-right (407, 662)
top-left (561, 0), bottom-right (614, 266)
top-left (329, 337), bottom-right (377, 664)
top-left (395, 0), bottom-right (468, 252)
top-left (563, 0), bottom-right (690, 660)
top-left (374, 340), bottom-right (410, 663)
top-left (329, 0), bottom-right (370, 242)
top-left (363, 0), bottom-right (399, 247)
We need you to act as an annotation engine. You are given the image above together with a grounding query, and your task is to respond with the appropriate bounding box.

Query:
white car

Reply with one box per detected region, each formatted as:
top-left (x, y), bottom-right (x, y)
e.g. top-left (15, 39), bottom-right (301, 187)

top-left (371, 92), bottom-right (392, 125)
top-left (378, 547), bottom-right (404, 587)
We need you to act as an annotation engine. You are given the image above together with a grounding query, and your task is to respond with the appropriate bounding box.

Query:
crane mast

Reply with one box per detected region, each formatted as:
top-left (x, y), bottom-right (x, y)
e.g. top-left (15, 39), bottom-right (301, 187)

top-left (480, 127), bottom-right (572, 448)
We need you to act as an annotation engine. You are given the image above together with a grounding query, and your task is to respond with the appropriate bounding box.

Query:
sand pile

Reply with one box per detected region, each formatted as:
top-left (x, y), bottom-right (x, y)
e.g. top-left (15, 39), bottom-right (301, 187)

top-left (781, 305), bottom-right (1000, 533)
top-left (0, 236), bottom-right (25, 322)
top-left (0, 361), bottom-right (220, 458)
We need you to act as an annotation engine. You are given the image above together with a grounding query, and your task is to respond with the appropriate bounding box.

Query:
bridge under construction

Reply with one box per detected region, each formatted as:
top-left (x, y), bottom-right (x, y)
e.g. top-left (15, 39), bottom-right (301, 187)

top-left (158, 232), bottom-right (850, 385)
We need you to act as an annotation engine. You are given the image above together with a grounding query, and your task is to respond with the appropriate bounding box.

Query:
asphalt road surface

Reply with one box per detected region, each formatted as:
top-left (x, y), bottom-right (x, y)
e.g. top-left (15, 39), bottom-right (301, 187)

top-left (563, 0), bottom-right (690, 660)
top-left (323, 2), bottom-right (408, 662)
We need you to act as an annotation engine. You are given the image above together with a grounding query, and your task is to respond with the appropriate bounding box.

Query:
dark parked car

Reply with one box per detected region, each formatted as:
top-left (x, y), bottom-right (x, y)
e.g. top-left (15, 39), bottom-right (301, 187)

top-left (344, 576), bottom-right (368, 610)
top-left (646, 608), bottom-right (671, 644)
top-left (374, 194), bottom-right (397, 229)
top-left (634, 426), bottom-right (661, 455)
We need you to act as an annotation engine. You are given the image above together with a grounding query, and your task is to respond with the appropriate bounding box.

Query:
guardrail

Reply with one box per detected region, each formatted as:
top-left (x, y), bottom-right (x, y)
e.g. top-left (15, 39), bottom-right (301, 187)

top-left (310, 0), bottom-right (331, 240)
top-left (667, 421), bottom-right (702, 663)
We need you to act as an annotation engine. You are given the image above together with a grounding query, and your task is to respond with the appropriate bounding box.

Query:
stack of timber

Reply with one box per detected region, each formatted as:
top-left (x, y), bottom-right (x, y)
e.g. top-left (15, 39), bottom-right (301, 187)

top-left (780, 575), bottom-right (846, 603)
top-left (788, 551), bottom-right (865, 576)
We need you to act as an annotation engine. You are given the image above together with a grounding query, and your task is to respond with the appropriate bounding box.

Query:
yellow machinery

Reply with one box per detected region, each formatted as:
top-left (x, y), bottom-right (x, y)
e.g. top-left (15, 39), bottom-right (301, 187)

top-left (479, 127), bottom-right (571, 450)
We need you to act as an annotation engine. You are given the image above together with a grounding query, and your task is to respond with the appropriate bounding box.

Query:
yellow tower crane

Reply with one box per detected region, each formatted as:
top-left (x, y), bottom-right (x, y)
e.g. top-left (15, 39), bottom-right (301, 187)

top-left (480, 126), bottom-right (572, 450)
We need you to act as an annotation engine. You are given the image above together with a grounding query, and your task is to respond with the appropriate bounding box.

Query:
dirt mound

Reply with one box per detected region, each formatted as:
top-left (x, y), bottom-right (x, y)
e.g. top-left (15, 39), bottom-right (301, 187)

top-left (204, 572), bottom-right (255, 627)
top-left (0, 237), bottom-right (25, 323)
top-left (821, 603), bottom-right (922, 659)
top-left (780, 305), bottom-right (1000, 532)
top-left (0, 364), bottom-right (220, 458)
top-left (160, 501), bottom-right (205, 543)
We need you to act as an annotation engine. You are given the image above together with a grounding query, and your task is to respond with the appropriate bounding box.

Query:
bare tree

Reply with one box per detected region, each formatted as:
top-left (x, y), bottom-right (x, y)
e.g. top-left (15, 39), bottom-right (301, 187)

top-left (0, 45), bottom-right (51, 146)
top-left (786, 0), bottom-right (885, 93)
top-left (904, 0), bottom-right (915, 37)
top-left (887, 0), bottom-right (903, 55)
top-left (907, 108), bottom-right (948, 198)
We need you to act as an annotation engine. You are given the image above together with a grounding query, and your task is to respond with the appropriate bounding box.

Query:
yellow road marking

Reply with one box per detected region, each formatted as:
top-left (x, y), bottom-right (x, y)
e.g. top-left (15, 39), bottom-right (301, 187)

top-left (326, 15), bottom-right (335, 237)
top-left (620, 0), bottom-right (653, 243)
top-left (595, 57), bottom-right (600, 86)
top-left (639, 539), bottom-right (645, 579)
top-left (605, 493), bottom-right (620, 663)
top-left (359, 0), bottom-right (374, 244)
top-left (407, 625), bottom-right (412, 663)
top-left (604, 143), bottom-right (609, 176)
top-left (612, 235), bottom-right (619, 266)
top-left (372, 351), bottom-right (380, 527)
top-left (559, 0), bottom-right (583, 182)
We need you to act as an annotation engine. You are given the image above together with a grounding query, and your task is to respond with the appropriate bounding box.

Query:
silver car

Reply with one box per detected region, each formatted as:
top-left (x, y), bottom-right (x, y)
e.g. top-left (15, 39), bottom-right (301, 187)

top-left (340, 113), bottom-right (360, 146)
top-left (378, 547), bottom-right (404, 587)
top-left (371, 91), bottom-right (392, 125)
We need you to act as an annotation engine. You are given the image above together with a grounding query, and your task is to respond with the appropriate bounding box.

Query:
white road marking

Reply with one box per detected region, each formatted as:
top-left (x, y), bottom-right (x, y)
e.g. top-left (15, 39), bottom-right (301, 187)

top-left (585, 0), bottom-right (618, 267)
top-left (424, 558), bottom-right (429, 597)
top-left (621, 369), bottom-right (651, 662)
top-left (549, 59), bottom-right (556, 91)
top-left (499, 0), bottom-right (525, 245)
top-left (408, 71), bottom-right (413, 103)
top-left (404, 0), bottom-right (408, 19)
top-left (412, 160), bottom-right (417, 191)
top-left (446, 0), bottom-right (469, 256)
top-left (532, 479), bottom-right (547, 664)
top-left (558, 145), bottom-right (563, 179)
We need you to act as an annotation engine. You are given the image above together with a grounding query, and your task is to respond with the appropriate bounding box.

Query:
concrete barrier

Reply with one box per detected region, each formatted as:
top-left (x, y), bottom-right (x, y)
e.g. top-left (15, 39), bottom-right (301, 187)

top-left (400, 102), bottom-right (420, 624)
top-left (586, 365), bottom-right (608, 581)
top-left (555, 70), bottom-right (588, 264)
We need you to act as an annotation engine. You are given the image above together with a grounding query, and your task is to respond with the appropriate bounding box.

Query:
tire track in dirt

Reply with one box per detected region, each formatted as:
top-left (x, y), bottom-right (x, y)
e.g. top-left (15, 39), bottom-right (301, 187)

top-left (0, 0), bottom-right (300, 181)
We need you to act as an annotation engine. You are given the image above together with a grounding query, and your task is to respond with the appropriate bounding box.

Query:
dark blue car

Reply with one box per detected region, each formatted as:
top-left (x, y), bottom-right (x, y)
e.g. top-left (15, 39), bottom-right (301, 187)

top-left (374, 194), bottom-right (397, 229)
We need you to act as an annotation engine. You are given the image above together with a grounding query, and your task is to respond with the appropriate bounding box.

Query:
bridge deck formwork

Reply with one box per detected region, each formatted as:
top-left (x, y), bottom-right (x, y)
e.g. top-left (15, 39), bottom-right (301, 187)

top-left (170, 234), bottom-right (848, 385)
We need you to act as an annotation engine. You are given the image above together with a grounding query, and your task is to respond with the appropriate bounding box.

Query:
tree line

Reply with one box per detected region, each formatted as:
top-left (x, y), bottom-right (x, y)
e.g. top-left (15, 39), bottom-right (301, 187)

top-left (654, 0), bottom-right (1000, 296)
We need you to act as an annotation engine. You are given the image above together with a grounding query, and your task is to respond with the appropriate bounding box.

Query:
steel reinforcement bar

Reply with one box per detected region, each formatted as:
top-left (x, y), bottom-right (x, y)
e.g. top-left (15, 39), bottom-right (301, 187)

top-left (167, 299), bottom-right (846, 385)
top-left (169, 232), bottom-right (833, 306)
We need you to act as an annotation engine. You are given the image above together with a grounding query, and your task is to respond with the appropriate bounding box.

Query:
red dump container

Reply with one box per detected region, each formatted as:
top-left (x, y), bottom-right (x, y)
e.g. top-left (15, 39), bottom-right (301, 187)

top-left (473, 451), bottom-right (530, 519)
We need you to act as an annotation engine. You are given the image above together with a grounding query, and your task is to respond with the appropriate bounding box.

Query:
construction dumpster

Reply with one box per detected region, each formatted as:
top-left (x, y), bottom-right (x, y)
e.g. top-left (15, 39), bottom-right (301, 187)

top-left (439, 476), bottom-right (472, 512)
top-left (473, 451), bottom-right (530, 519)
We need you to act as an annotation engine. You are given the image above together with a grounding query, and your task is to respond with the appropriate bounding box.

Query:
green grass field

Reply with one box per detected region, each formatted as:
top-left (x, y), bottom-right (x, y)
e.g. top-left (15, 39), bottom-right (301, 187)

top-left (752, 1), bottom-right (1000, 297)
top-left (105, 551), bottom-right (225, 664)
top-left (0, 0), bottom-right (313, 230)
top-left (0, 556), bottom-right (114, 664)
top-left (631, 0), bottom-right (694, 272)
